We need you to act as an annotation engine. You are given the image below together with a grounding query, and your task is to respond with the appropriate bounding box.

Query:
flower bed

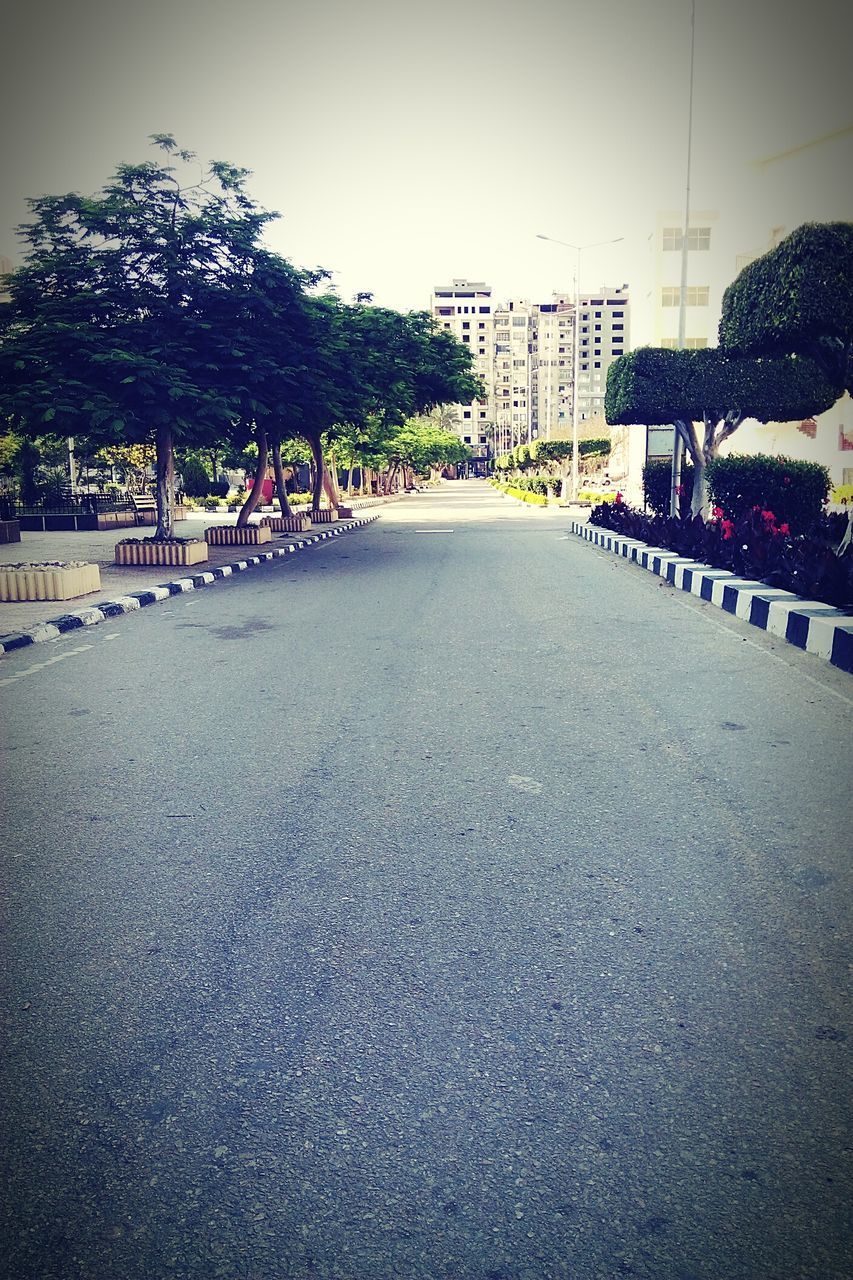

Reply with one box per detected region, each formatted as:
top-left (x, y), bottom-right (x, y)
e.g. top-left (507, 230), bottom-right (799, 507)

top-left (115, 538), bottom-right (209, 566)
top-left (205, 524), bottom-right (272, 545)
top-left (260, 513), bottom-right (312, 533)
top-left (589, 498), bottom-right (853, 610)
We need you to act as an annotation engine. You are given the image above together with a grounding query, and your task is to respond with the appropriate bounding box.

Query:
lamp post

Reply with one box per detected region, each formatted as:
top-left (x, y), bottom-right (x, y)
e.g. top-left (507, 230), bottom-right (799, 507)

top-left (536, 233), bottom-right (624, 499)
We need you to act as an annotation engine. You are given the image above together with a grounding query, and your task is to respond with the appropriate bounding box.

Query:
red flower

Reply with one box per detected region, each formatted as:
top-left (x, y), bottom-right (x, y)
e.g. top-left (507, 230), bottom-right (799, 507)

top-left (721, 520), bottom-right (735, 540)
top-left (761, 509), bottom-right (775, 521)
top-left (779, 522), bottom-right (790, 535)
top-left (711, 505), bottom-right (724, 521)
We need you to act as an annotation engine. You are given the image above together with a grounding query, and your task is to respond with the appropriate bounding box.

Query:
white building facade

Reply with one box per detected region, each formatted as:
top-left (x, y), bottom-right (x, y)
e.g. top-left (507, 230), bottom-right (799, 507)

top-left (431, 280), bottom-right (630, 460)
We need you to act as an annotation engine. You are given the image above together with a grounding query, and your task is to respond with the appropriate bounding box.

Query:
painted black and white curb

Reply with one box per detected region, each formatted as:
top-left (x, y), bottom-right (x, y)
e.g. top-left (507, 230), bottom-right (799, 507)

top-left (573, 521), bottom-right (853, 675)
top-left (0, 514), bottom-right (379, 658)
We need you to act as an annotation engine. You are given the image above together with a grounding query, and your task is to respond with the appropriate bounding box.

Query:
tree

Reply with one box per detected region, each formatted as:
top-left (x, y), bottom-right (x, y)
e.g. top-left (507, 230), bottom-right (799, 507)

top-left (298, 302), bottom-right (482, 509)
top-left (605, 345), bottom-right (838, 517)
top-left (719, 221), bottom-right (853, 394)
top-left (0, 135), bottom-right (274, 538)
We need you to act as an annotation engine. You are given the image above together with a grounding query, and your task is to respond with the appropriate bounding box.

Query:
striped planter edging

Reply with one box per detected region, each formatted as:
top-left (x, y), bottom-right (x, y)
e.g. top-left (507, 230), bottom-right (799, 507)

top-left (205, 524), bottom-right (272, 545)
top-left (0, 514), bottom-right (380, 657)
top-left (573, 521), bottom-right (853, 675)
top-left (261, 514), bottom-right (313, 533)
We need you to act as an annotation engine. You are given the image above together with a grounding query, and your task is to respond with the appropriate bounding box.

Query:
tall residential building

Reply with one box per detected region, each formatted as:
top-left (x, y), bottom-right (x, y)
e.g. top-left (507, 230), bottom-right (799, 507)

top-left (430, 279), bottom-right (494, 455)
top-left (431, 279), bottom-right (630, 457)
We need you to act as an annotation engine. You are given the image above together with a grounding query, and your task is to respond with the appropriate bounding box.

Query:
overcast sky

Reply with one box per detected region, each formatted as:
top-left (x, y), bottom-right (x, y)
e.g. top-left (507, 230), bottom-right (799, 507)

top-left (3, 0), bottom-right (851, 320)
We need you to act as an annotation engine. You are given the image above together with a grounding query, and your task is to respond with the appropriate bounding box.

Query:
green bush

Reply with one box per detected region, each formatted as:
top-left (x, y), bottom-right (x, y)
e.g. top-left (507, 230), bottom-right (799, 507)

top-left (706, 454), bottom-right (830, 533)
top-left (182, 456), bottom-right (213, 497)
top-left (643, 458), bottom-right (694, 517)
top-left (202, 494), bottom-right (222, 510)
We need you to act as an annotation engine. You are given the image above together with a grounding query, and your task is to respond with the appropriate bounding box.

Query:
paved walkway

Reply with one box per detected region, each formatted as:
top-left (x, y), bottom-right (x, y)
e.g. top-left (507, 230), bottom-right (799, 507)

top-left (0, 509), bottom-right (377, 641)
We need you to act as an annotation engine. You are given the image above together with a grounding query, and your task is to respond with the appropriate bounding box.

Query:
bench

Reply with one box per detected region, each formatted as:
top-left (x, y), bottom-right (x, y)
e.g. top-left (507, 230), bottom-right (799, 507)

top-left (130, 493), bottom-right (157, 525)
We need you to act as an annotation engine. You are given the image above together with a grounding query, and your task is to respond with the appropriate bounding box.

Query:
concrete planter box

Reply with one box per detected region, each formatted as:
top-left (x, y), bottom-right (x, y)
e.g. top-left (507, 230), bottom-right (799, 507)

top-left (0, 519), bottom-right (21, 543)
top-left (261, 513), bottom-right (312, 533)
top-left (0, 560), bottom-right (101, 601)
top-left (310, 509), bottom-right (339, 523)
top-left (205, 524), bottom-right (272, 546)
top-left (115, 539), bottom-right (209, 567)
top-left (335, 506), bottom-right (354, 518)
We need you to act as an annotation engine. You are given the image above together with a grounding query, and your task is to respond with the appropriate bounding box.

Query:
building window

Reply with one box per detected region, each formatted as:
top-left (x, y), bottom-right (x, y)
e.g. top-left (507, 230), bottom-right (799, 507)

top-left (661, 337), bottom-right (708, 349)
top-left (594, 324), bottom-right (601, 331)
top-left (594, 361), bottom-right (601, 368)
top-left (663, 227), bottom-right (711, 251)
top-left (479, 306), bottom-right (490, 313)
top-left (612, 323), bottom-right (625, 330)
top-left (661, 287), bottom-right (709, 307)
top-left (611, 310), bottom-right (624, 317)
top-left (462, 321), bottom-right (470, 329)
top-left (463, 436), bottom-right (471, 443)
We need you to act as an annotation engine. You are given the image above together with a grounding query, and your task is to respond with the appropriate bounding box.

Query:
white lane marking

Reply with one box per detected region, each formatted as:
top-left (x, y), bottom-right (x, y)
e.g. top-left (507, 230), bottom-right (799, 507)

top-left (507, 774), bottom-right (544, 795)
top-left (104, 633), bottom-right (120, 641)
top-left (415, 529), bottom-right (455, 534)
top-left (0, 643), bottom-right (94, 686)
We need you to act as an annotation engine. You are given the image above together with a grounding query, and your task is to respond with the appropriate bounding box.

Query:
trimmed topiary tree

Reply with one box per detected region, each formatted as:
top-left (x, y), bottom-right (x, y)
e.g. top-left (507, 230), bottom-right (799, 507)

top-left (719, 221), bottom-right (853, 395)
top-left (605, 346), bottom-right (837, 518)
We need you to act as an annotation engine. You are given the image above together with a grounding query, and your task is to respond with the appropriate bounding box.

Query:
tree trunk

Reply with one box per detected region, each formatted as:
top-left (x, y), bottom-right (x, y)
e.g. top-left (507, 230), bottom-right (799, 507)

top-left (236, 425), bottom-right (268, 526)
top-left (307, 432), bottom-right (325, 510)
top-left (270, 439), bottom-right (293, 516)
top-left (154, 422), bottom-right (174, 540)
top-left (323, 462), bottom-right (341, 509)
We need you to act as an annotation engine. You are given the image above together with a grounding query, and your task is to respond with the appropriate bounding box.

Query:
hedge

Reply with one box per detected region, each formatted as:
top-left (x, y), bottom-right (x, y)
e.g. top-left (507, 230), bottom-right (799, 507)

top-left (705, 454), bottom-right (830, 533)
top-left (642, 458), bottom-right (694, 518)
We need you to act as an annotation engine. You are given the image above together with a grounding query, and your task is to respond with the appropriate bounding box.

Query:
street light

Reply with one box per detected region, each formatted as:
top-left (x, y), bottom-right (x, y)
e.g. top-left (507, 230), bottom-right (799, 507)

top-left (536, 233), bottom-right (624, 500)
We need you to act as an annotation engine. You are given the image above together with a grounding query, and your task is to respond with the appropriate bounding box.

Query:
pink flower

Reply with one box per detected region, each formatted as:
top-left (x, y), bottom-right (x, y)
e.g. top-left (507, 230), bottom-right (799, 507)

top-left (761, 510), bottom-right (775, 522)
top-left (711, 505), bottom-right (724, 521)
top-left (779, 522), bottom-right (790, 535)
top-left (721, 519), bottom-right (735, 540)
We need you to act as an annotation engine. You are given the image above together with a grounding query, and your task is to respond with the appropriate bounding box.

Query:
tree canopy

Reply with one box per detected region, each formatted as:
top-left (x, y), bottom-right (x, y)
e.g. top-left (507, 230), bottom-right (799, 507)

top-left (718, 221), bottom-right (853, 394)
top-left (0, 135), bottom-right (481, 530)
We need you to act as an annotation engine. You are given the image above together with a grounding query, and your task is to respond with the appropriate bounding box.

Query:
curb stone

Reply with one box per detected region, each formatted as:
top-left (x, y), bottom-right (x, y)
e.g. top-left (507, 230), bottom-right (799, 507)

top-left (572, 521), bottom-right (853, 675)
top-left (0, 514), bottom-right (379, 659)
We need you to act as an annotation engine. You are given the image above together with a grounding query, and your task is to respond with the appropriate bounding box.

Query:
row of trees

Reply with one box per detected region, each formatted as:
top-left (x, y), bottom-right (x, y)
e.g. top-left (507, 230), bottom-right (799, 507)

top-left (0, 136), bottom-right (482, 538)
top-left (605, 222), bottom-right (852, 517)
top-left (494, 437), bottom-right (611, 498)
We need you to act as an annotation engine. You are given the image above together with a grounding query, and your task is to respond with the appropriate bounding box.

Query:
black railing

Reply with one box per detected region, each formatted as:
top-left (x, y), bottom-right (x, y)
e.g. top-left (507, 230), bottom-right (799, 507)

top-left (3, 494), bottom-right (133, 517)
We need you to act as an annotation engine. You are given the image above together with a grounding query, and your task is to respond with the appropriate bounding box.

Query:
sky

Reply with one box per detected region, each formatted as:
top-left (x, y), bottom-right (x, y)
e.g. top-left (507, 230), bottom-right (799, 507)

top-left (2, 0), bottom-right (851, 332)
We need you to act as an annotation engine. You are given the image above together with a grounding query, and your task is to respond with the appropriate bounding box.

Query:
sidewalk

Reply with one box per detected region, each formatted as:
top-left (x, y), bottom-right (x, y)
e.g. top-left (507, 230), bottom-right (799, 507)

top-left (0, 510), bottom-right (380, 654)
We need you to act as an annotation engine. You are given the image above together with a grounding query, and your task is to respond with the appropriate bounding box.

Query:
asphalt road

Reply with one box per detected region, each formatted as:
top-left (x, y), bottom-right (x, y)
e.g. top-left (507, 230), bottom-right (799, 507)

top-left (1, 481), bottom-right (851, 1280)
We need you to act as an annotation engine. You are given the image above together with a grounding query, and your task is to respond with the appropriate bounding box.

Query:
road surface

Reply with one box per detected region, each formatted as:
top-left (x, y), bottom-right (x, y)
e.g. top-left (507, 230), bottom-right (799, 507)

top-left (2, 481), bottom-right (850, 1279)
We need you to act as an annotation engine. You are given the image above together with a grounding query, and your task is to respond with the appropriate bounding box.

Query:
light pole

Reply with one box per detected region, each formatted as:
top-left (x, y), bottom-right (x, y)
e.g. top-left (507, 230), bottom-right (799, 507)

top-left (536, 233), bottom-right (624, 499)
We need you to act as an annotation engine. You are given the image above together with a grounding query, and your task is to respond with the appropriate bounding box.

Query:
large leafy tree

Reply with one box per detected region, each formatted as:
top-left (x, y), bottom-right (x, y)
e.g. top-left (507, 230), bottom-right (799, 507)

top-left (605, 346), bottom-right (837, 516)
top-left (0, 135), bottom-right (274, 538)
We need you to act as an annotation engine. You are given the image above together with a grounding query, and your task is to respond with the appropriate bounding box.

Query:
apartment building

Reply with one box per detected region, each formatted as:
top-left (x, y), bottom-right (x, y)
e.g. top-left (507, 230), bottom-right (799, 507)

top-left (431, 279), bottom-right (630, 455)
top-left (430, 279), bottom-right (494, 455)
